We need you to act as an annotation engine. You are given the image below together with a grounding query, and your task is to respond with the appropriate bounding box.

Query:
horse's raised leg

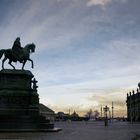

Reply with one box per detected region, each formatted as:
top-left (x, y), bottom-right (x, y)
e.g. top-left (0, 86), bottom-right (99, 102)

top-left (2, 57), bottom-right (7, 69)
top-left (8, 60), bottom-right (15, 69)
top-left (28, 58), bottom-right (34, 68)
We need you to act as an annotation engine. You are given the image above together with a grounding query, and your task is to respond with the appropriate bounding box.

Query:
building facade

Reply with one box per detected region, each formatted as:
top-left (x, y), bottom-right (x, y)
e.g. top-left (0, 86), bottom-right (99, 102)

top-left (39, 103), bottom-right (55, 121)
top-left (126, 83), bottom-right (140, 122)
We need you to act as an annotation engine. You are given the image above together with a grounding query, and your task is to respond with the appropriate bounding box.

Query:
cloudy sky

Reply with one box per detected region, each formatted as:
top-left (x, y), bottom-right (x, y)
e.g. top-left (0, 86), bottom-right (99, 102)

top-left (0, 0), bottom-right (140, 117)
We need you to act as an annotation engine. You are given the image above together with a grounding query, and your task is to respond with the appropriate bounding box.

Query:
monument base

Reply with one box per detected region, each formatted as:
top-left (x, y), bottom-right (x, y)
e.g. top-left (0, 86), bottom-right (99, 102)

top-left (0, 69), bottom-right (61, 132)
top-left (0, 115), bottom-right (62, 132)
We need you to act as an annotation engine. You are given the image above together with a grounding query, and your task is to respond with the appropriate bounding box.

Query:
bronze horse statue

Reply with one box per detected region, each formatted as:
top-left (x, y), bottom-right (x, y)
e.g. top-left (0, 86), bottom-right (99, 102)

top-left (0, 43), bottom-right (36, 69)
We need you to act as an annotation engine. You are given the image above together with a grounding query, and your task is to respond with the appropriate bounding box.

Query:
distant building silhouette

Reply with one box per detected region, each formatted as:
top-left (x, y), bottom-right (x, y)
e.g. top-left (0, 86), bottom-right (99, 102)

top-left (55, 111), bottom-right (89, 121)
top-left (126, 83), bottom-right (140, 122)
top-left (71, 111), bottom-right (79, 121)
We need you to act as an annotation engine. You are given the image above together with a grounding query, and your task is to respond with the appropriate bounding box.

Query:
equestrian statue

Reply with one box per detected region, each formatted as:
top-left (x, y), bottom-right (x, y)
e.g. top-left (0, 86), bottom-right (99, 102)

top-left (0, 37), bottom-right (36, 69)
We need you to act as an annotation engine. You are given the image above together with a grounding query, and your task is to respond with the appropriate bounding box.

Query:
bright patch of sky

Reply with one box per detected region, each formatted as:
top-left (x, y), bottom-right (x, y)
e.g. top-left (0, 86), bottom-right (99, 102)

top-left (0, 0), bottom-right (139, 116)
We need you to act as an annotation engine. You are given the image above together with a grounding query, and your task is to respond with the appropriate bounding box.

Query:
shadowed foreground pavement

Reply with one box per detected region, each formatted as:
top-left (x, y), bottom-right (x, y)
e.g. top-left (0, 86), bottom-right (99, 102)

top-left (0, 121), bottom-right (139, 140)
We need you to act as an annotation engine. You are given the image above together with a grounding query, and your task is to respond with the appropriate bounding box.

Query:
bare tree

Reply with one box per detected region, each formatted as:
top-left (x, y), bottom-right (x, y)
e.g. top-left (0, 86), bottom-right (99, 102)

top-left (85, 109), bottom-right (93, 119)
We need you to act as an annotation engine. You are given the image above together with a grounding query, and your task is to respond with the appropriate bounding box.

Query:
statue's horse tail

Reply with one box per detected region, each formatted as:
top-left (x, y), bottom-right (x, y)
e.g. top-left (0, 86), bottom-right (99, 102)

top-left (0, 49), bottom-right (5, 59)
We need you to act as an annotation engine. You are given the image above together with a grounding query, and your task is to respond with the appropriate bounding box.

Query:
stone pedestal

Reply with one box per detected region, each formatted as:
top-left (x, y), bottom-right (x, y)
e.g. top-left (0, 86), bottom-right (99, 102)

top-left (0, 69), bottom-right (61, 132)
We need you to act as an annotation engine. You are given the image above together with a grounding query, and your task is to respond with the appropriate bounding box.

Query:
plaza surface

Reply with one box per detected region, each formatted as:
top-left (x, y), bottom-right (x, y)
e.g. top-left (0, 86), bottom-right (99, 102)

top-left (0, 121), bottom-right (139, 140)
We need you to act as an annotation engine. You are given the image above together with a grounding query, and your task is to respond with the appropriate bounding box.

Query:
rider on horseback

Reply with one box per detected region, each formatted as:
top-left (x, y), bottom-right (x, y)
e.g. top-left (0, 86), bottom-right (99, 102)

top-left (12, 37), bottom-right (23, 61)
top-left (0, 40), bottom-right (35, 69)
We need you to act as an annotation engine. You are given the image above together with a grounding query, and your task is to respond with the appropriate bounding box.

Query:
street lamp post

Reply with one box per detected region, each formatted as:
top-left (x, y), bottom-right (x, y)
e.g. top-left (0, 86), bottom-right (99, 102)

top-left (103, 105), bottom-right (109, 126)
top-left (112, 102), bottom-right (114, 123)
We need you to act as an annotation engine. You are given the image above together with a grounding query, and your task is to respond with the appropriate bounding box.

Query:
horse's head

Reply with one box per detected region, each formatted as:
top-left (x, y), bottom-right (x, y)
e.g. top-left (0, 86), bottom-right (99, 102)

top-left (25, 43), bottom-right (36, 53)
top-left (30, 43), bottom-right (36, 53)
